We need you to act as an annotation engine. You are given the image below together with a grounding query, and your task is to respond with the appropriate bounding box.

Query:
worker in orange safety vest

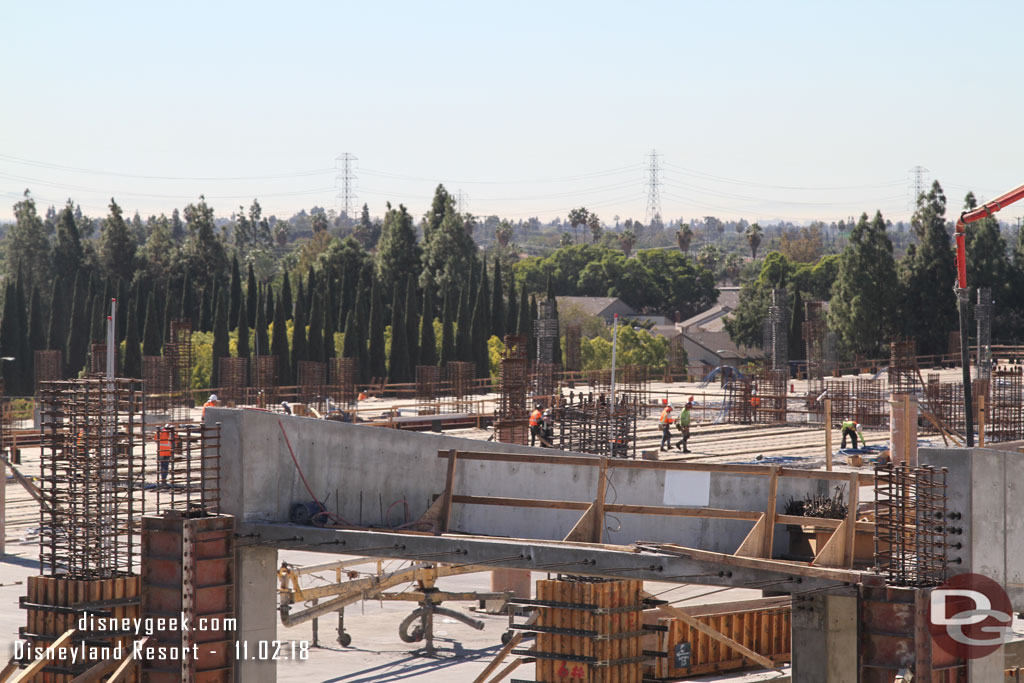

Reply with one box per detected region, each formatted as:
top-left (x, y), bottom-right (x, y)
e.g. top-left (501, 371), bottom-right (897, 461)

top-left (202, 393), bottom-right (219, 421)
top-left (659, 405), bottom-right (674, 452)
top-left (156, 424), bottom-right (175, 486)
top-left (529, 404), bottom-right (543, 447)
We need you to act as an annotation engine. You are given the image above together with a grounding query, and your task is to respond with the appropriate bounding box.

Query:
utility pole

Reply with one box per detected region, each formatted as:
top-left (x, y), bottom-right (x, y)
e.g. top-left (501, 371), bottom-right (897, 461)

top-left (644, 149), bottom-right (662, 226)
top-left (335, 153), bottom-right (358, 223)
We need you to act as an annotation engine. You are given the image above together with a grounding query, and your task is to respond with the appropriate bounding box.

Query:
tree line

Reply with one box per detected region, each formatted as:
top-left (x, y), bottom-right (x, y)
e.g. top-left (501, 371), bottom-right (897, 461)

top-left (725, 181), bottom-right (1022, 360)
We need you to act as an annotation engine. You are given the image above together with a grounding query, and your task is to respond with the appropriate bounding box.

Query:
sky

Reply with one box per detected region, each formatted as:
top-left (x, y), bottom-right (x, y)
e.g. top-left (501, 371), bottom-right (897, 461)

top-left (2, 1), bottom-right (1024, 226)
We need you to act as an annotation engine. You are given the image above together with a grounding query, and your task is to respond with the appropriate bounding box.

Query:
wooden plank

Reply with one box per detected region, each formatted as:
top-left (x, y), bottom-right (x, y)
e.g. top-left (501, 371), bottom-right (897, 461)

top-left (824, 398), bottom-right (832, 471)
top-left (452, 495), bottom-right (590, 511)
top-left (733, 514), bottom-right (767, 558)
top-left (604, 504), bottom-right (761, 521)
top-left (105, 636), bottom-right (150, 683)
top-left (439, 449), bottom-right (458, 533)
top-left (9, 629), bottom-right (76, 683)
top-left (0, 656), bottom-right (19, 683)
top-left (593, 457), bottom-right (608, 544)
top-left (844, 473), bottom-right (859, 569)
top-left (562, 503), bottom-right (599, 542)
top-left (69, 657), bottom-right (119, 683)
top-left (762, 467), bottom-right (779, 559)
top-left (472, 611), bottom-right (538, 683)
top-left (810, 520), bottom-right (848, 568)
top-left (776, 514), bottom-right (874, 533)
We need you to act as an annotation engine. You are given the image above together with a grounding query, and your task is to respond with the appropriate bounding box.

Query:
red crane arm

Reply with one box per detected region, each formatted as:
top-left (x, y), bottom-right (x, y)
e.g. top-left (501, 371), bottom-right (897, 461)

top-left (953, 182), bottom-right (1024, 289)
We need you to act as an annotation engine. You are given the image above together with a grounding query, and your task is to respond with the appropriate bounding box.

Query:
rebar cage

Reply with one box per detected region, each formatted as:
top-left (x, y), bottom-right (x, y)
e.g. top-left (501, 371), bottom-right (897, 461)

top-left (38, 378), bottom-right (146, 579)
top-left (154, 423), bottom-right (222, 517)
top-left (873, 464), bottom-right (948, 587)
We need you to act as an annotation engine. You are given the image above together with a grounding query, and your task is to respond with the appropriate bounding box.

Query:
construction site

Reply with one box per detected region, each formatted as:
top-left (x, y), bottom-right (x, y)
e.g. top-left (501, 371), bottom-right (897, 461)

top-left (0, 245), bottom-right (1022, 683)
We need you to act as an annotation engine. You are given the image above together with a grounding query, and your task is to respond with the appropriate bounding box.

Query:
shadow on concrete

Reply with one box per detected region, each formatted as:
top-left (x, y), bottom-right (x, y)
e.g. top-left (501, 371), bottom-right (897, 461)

top-left (0, 554), bottom-right (40, 569)
top-left (325, 639), bottom-right (501, 683)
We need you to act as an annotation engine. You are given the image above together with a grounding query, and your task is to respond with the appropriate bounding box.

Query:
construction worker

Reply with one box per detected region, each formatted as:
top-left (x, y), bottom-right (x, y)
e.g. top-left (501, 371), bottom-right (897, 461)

top-left (202, 393), bottom-right (219, 421)
top-left (675, 398), bottom-right (693, 453)
top-left (529, 404), bottom-right (543, 446)
top-left (841, 420), bottom-right (865, 449)
top-left (157, 424), bottom-right (174, 486)
top-left (659, 404), bottom-right (674, 452)
top-left (750, 388), bottom-right (761, 421)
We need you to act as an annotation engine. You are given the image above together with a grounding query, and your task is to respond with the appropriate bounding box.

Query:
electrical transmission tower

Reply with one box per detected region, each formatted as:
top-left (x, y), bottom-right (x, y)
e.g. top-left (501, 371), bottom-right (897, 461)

top-left (908, 165), bottom-right (929, 211)
top-left (456, 189), bottom-right (469, 214)
top-left (644, 149), bottom-right (662, 225)
top-left (335, 153), bottom-right (358, 220)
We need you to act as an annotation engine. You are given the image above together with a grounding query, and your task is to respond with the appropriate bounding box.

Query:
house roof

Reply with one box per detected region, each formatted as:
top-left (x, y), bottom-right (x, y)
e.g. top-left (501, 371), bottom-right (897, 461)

top-left (555, 297), bottom-right (636, 318)
top-left (650, 324), bottom-right (683, 340)
top-left (683, 329), bottom-right (751, 361)
top-left (717, 286), bottom-right (741, 310)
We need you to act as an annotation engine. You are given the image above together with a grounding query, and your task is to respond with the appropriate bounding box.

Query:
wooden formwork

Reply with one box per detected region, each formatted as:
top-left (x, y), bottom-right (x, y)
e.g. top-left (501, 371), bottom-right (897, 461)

top-left (533, 577), bottom-right (644, 683)
top-left (20, 575), bottom-right (141, 682)
top-left (652, 601), bottom-right (791, 679)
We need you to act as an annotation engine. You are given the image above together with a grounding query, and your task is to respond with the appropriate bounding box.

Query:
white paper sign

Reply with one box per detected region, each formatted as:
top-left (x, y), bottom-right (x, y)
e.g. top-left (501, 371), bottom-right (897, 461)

top-left (663, 470), bottom-right (711, 507)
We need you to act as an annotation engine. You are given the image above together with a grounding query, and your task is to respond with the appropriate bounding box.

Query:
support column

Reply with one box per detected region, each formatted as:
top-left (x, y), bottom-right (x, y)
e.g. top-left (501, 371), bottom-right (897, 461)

top-left (236, 546), bottom-right (278, 683)
top-left (889, 393), bottom-right (917, 465)
top-left (791, 593), bottom-right (857, 682)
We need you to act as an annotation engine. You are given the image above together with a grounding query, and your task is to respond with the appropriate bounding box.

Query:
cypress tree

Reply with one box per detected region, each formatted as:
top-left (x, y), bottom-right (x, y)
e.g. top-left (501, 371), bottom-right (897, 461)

top-left (91, 293), bottom-right (106, 342)
top-left (353, 284), bottom-right (369, 382)
top-left (28, 287), bottom-right (46, 356)
top-left (307, 291), bottom-right (324, 364)
top-left (199, 286), bottom-right (213, 332)
top-left (162, 280), bottom-right (174, 349)
top-left (388, 286), bottom-right (409, 384)
top-left (254, 286), bottom-right (269, 359)
top-left (403, 274), bottom-right (418, 368)
top-left (14, 271), bottom-right (30, 392)
top-left (0, 283), bottom-right (18, 390)
top-left (455, 288), bottom-right (471, 361)
top-left (123, 297), bottom-right (142, 378)
top-left (441, 286), bottom-right (455, 365)
top-left (470, 278), bottom-right (488, 378)
top-left (528, 294), bottom-right (538, 361)
top-left (229, 256), bottom-right (242, 331)
top-left (236, 297), bottom-right (251, 362)
top-left (419, 287), bottom-right (437, 368)
top-left (367, 277), bottom-right (386, 381)
top-left (341, 310), bottom-right (358, 359)
top-left (65, 273), bottom-right (89, 376)
top-left (326, 273), bottom-right (339, 337)
top-left (180, 268), bottom-right (198, 330)
top-left (546, 275), bottom-right (562, 365)
top-left (115, 279), bottom-right (128, 343)
top-left (337, 264), bottom-right (351, 327)
top-left (264, 283), bottom-right (275, 331)
top-left (246, 262), bottom-right (258, 327)
top-left (47, 279), bottom-right (66, 351)
top-left (491, 256), bottom-right (505, 340)
top-left (516, 282), bottom-right (532, 359)
top-left (505, 279), bottom-right (518, 339)
top-left (142, 291), bottom-right (162, 356)
top-left (271, 287), bottom-right (291, 385)
top-left (281, 271), bottom-right (293, 320)
top-left (211, 288), bottom-right (229, 386)
top-left (305, 265), bottom-right (316, 313)
top-left (479, 259), bottom-right (490, 338)
top-left (291, 287), bottom-right (308, 382)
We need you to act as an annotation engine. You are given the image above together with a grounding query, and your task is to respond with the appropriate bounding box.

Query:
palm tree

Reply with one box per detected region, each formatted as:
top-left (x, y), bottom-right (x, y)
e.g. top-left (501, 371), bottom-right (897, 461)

top-left (745, 223), bottom-right (763, 259)
top-left (619, 229), bottom-right (637, 257)
top-left (676, 225), bottom-right (693, 254)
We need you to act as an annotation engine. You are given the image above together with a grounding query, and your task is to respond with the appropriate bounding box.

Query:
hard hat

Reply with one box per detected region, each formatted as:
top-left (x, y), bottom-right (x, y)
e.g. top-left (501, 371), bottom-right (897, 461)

top-left (209, 394), bottom-right (218, 402)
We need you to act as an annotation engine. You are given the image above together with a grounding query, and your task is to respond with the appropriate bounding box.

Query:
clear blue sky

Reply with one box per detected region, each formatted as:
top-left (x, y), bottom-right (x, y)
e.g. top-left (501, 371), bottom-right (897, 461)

top-left (3, 1), bottom-right (1023, 225)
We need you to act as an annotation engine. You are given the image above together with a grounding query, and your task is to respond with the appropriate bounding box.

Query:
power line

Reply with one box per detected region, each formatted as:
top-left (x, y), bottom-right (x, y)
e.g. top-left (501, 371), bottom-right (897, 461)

top-left (0, 153), bottom-right (333, 181)
top-left (358, 164), bottom-right (644, 185)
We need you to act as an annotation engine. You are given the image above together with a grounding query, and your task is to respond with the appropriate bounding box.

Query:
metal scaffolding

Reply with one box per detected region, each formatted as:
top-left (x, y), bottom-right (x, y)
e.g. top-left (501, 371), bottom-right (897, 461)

top-left (33, 349), bottom-right (62, 393)
top-left (976, 287), bottom-right (993, 381)
top-left (495, 336), bottom-right (529, 444)
top-left (166, 319), bottom-right (194, 420)
top-left (444, 361), bottom-right (476, 413)
top-left (142, 355), bottom-right (172, 413)
top-left (763, 289), bottom-right (788, 371)
top-left (889, 339), bottom-right (921, 394)
top-left (329, 357), bottom-right (357, 408)
top-left (802, 300), bottom-right (827, 380)
top-left (874, 464), bottom-right (948, 587)
top-left (297, 360), bottom-right (327, 405)
top-left (565, 324), bottom-right (582, 372)
top-left (154, 423), bottom-right (222, 517)
top-left (253, 355), bottom-right (279, 405)
top-left (555, 391), bottom-right (638, 458)
top-left (415, 364), bottom-right (441, 414)
top-left (219, 357), bottom-right (249, 404)
top-left (988, 366), bottom-right (1023, 443)
top-left (38, 378), bottom-right (146, 579)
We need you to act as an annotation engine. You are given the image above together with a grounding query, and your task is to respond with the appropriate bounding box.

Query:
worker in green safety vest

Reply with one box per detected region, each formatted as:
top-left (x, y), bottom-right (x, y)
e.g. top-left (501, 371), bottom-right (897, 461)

top-left (841, 420), bottom-right (865, 449)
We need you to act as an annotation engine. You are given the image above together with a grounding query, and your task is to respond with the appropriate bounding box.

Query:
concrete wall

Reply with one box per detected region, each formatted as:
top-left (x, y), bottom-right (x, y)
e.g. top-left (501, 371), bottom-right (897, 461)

top-left (216, 408), bottom-right (829, 554)
top-left (920, 447), bottom-right (1024, 611)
